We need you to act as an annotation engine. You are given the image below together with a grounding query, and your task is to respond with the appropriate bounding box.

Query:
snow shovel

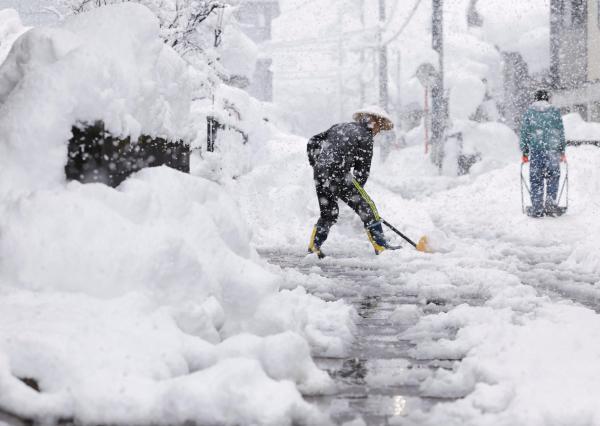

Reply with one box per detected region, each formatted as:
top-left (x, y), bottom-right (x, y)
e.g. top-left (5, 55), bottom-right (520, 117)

top-left (382, 219), bottom-right (431, 253)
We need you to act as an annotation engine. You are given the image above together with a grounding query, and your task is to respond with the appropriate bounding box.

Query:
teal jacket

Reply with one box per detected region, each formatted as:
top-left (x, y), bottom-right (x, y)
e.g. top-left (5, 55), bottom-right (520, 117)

top-left (520, 101), bottom-right (566, 155)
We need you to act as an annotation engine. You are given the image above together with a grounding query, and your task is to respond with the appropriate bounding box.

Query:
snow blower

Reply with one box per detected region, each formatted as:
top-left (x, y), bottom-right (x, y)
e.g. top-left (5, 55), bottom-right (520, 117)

top-left (520, 162), bottom-right (569, 217)
top-left (382, 219), bottom-right (431, 253)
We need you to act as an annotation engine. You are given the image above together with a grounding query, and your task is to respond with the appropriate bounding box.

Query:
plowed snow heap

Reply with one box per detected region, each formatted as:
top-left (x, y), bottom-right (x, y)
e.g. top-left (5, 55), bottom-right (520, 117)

top-left (0, 3), bottom-right (194, 194)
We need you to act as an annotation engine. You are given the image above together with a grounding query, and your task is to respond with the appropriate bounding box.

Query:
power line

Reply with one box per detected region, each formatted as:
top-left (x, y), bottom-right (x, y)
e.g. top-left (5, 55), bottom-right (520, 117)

top-left (267, 0), bottom-right (422, 51)
top-left (264, 25), bottom-right (378, 50)
top-left (385, 0), bottom-right (401, 28)
top-left (383, 0), bottom-right (423, 46)
top-left (281, 0), bottom-right (327, 14)
top-left (276, 74), bottom-right (339, 81)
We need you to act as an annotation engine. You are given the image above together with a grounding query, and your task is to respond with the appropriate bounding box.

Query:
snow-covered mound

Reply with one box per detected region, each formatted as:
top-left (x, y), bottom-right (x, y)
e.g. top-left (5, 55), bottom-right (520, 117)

top-left (563, 112), bottom-right (600, 140)
top-left (0, 166), bottom-right (352, 423)
top-left (0, 3), bottom-right (194, 194)
top-left (0, 6), bottom-right (354, 424)
top-left (479, 0), bottom-right (550, 74)
top-left (0, 8), bottom-right (28, 65)
top-left (0, 290), bottom-right (328, 424)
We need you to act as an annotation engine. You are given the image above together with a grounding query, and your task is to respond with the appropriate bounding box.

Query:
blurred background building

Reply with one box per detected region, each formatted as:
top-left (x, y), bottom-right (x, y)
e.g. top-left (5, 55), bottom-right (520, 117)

top-left (233, 0), bottom-right (280, 101)
top-left (550, 0), bottom-right (600, 121)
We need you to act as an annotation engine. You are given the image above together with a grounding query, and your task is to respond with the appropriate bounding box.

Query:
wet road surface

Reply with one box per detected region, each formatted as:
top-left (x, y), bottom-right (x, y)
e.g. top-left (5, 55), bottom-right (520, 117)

top-left (262, 250), bottom-right (465, 425)
top-left (262, 243), bottom-right (600, 425)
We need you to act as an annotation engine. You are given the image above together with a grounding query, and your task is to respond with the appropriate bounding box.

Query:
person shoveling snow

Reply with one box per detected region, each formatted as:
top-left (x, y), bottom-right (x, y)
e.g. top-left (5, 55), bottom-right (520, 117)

top-left (306, 106), bottom-right (429, 258)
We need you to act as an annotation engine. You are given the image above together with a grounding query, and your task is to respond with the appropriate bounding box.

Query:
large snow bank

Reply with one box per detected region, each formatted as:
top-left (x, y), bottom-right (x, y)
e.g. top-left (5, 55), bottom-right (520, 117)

top-left (0, 3), bottom-right (194, 194)
top-left (0, 166), bottom-right (351, 423)
top-left (403, 297), bottom-right (600, 425)
top-left (0, 289), bottom-right (329, 424)
top-left (0, 6), bottom-right (354, 424)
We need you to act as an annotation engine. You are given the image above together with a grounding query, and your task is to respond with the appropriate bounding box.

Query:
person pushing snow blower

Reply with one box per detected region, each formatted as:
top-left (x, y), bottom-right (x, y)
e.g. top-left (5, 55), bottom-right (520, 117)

top-left (306, 106), bottom-right (397, 258)
top-left (520, 89), bottom-right (567, 218)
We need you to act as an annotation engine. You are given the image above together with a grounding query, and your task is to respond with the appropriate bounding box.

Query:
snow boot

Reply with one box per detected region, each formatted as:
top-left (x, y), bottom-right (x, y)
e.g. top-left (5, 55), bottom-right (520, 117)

top-left (544, 201), bottom-right (567, 217)
top-left (308, 226), bottom-right (326, 259)
top-left (526, 207), bottom-right (544, 218)
top-left (366, 221), bottom-right (400, 255)
top-left (544, 201), bottom-right (558, 217)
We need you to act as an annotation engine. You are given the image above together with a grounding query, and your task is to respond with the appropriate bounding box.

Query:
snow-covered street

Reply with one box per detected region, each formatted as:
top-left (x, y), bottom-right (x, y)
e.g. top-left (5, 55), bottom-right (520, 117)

top-left (1, 0), bottom-right (600, 425)
top-left (239, 141), bottom-right (600, 425)
top-left (263, 217), bottom-right (600, 425)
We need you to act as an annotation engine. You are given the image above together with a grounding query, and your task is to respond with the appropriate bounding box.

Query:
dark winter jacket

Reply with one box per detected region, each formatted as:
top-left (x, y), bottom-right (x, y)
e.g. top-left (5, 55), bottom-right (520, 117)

top-left (307, 121), bottom-right (374, 186)
top-left (520, 101), bottom-right (566, 155)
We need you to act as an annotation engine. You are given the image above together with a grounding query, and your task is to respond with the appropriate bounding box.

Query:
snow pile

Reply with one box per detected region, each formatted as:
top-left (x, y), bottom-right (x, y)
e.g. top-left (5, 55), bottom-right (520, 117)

top-left (0, 6), bottom-right (355, 424)
top-left (219, 18), bottom-right (259, 80)
top-left (0, 3), bottom-right (194, 194)
top-left (404, 292), bottom-right (600, 425)
top-left (562, 146), bottom-right (600, 275)
top-left (563, 112), bottom-right (600, 140)
top-left (0, 8), bottom-right (28, 64)
top-left (479, 0), bottom-right (550, 74)
top-left (0, 290), bottom-right (328, 424)
top-left (192, 83), bottom-right (283, 182)
top-left (0, 166), bottom-right (350, 423)
top-left (233, 131), bottom-right (318, 249)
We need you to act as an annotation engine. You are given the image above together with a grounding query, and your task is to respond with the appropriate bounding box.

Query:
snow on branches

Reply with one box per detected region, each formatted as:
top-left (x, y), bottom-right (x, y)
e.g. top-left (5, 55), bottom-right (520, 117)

top-left (60, 0), bottom-right (230, 100)
top-left (62, 0), bottom-right (225, 57)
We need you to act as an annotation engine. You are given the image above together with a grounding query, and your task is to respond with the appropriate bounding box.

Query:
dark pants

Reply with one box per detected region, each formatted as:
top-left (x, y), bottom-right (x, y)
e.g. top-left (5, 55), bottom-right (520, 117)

top-left (312, 173), bottom-right (380, 248)
top-left (530, 150), bottom-right (561, 214)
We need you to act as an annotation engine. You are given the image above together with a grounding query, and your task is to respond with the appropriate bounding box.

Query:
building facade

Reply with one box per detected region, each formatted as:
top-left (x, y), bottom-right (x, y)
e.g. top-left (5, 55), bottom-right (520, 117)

top-left (550, 0), bottom-right (600, 120)
top-left (233, 0), bottom-right (280, 102)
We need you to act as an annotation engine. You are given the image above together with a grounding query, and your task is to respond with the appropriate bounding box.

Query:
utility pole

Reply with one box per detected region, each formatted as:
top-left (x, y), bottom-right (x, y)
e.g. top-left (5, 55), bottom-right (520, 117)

top-left (378, 0), bottom-right (388, 111)
top-left (396, 50), bottom-right (402, 127)
top-left (549, 0), bottom-right (561, 90)
top-left (431, 0), bottom-right (446, 168)
top-left (337, 7), bottom-right (345, 121)
top-left (359, 0), bottom-right (366, 107)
